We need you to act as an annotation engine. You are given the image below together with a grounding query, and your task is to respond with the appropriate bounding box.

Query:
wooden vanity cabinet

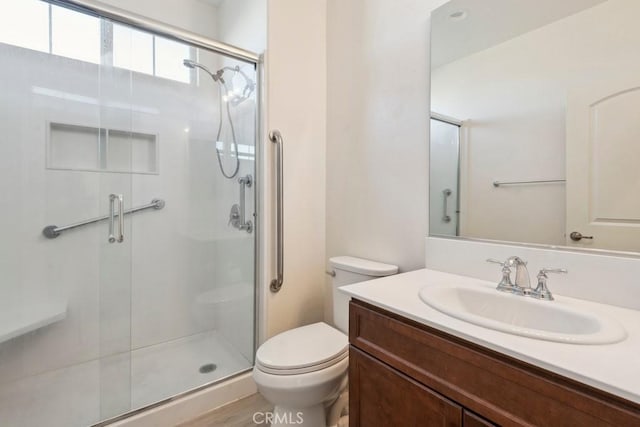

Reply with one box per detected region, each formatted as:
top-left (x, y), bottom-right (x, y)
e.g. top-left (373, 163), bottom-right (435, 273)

top-left (350, 347), bottom-right (463, 426)
top-left (462, 411), bottom-right (495, 427)
top-left (349, 299), bottom-right (640, 427)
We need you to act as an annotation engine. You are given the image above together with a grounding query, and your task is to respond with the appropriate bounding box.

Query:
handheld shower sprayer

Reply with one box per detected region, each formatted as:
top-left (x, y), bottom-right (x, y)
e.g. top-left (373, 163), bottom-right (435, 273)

top-left (183, 59), bottom-right (256, 179)
top-left (182, 59), bottom-right (225, 83)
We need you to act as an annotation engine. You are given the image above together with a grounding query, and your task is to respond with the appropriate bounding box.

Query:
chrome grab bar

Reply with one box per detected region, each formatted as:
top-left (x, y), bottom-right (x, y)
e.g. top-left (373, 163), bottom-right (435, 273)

top-left (116, 194), bottom-right (124, 243)
top-left (43, 198), bottom-right (165, 239)
top-left (108, 194), bottom-right (125, 243)
top-left (108, 194), bottom-right (117, 243)
top-left (269, 130), bottom-right (284, 293)
top-left (493, 179), bottom-right (565, 187)
top-left (239, 175), bottom-right (253, 233)
top-left (442, 188), bottom-right (452, 223)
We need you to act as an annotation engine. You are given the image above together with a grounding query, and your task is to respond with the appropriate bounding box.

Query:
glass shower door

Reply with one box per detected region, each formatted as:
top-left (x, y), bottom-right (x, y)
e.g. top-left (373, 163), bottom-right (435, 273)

top-left (121, 28), bottom-right (258, 411)
top-left (96, 23), bottom-right (136, 418)
top-left (0, 4), bottom-right (134, 424)
top-left (0, 2), bottom-right (257, 425)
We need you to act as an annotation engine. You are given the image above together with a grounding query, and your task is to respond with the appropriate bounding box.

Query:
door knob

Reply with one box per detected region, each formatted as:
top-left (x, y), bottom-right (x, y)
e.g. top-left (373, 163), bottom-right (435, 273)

top-left (570, 231), bottom-right (593, 242)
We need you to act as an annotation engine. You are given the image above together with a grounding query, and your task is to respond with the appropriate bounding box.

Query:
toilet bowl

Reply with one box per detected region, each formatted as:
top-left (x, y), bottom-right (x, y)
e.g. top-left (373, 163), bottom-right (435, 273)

top-left (253, 256), bottom-right (398, 427)
top-left (253, 323), bottom-right (348, 426)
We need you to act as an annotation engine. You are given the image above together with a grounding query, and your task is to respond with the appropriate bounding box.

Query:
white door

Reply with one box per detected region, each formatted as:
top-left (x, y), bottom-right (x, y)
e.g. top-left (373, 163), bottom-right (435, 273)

top-left (566, 74), bottom-right (640, 251)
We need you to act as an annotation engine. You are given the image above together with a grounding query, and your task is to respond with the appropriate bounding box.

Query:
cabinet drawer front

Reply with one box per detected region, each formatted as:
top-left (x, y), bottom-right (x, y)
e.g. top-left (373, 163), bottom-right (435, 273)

top-left (350, 346), bottom-right (462, 427)
top-left (349, 300), bottom-right (640, 427)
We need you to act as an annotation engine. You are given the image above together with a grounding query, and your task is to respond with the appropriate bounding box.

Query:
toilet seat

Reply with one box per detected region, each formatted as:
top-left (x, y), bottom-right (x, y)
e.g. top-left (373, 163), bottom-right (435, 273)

top-left (256, 350), bottom-right (348, 375)
top-left (256, 322), bottom-right (348, 375)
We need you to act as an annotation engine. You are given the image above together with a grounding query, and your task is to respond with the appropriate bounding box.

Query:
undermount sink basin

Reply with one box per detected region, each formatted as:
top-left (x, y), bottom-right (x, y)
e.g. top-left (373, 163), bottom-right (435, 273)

top-left (419, 284), bottom-right (627, 345)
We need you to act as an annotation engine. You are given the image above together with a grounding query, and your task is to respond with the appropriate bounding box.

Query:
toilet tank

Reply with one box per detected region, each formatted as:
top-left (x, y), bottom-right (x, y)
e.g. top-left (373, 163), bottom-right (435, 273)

top-left (329, 256), bottom-right (398, 334)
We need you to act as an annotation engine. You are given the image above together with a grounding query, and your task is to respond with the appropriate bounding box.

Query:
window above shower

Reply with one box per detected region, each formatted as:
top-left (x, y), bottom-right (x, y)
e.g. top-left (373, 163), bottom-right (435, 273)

top-left (112, 23), bottom-right (193, 84)
top-left (0, 0), bottom-right (193, 83)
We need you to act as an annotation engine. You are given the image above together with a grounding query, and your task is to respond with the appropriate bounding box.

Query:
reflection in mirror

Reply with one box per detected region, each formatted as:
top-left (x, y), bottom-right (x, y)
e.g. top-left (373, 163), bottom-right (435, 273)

top-left (430, 0), bottom-right (640, 253)
top-left (429, 115), bottom-right (461, 237)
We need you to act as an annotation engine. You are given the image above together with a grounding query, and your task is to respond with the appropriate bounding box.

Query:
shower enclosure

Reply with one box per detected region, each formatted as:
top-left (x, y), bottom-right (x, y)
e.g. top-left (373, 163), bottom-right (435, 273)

top-left (0, 1), bottom-right (259, 425)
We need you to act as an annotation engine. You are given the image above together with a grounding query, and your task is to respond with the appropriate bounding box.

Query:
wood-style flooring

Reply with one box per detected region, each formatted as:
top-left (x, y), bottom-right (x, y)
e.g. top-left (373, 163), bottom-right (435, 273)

top-left (178, 393), bottom-right (272, 427)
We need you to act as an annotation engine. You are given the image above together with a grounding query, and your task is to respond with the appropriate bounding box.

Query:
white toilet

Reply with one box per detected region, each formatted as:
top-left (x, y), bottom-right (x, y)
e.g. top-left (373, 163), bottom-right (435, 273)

top-left (253, 256), bottom-right (398, 427)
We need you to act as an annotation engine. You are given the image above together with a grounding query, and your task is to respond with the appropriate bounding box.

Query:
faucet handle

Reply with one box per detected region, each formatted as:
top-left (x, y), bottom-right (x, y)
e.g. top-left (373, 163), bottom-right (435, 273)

top-left (539, 268), bottom-right (568, 275)
top-left (532, 268), bottom-right (567, 301)
top-left (486, 258), bottom-right (521, 293)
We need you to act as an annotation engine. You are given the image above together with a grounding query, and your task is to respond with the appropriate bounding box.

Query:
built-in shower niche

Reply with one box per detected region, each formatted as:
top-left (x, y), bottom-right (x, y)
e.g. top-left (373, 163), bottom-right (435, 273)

top-left (47, 122), bottom-right (158, 174)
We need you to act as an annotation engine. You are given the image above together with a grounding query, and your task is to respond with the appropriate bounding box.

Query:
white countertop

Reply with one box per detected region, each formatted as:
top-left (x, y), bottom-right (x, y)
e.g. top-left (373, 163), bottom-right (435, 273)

top-left (339, 268), bottom-right (640, 404)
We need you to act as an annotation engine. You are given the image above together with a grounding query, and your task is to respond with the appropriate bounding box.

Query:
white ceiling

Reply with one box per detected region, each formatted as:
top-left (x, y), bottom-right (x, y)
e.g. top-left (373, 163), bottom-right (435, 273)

top-left (431, 0), bottom-right (608, 68)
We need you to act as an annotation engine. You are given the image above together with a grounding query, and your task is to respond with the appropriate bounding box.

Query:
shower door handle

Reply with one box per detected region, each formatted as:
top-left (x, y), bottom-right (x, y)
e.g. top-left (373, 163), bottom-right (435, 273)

top-left (108, 194), bottom-right (116, 243)
top-left (269, 130), bottom-right (284, 293)
top-left (108, 194), bottom-right (124, 243)
top-left (238, 175), bottom-right (253, 233)
top-left (117, 194), bottom-right (124, 242)
top-left (442, 188), bottom-right (452, 223)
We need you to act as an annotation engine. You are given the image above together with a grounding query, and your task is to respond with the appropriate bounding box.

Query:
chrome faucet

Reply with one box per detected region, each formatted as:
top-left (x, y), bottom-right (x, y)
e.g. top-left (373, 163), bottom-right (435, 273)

top-left (487, 256), bottom-right (529, 295)
top-left (506, 256), bottom-right (530, 291)
top-left (487, 257), bottom-right (567, 301)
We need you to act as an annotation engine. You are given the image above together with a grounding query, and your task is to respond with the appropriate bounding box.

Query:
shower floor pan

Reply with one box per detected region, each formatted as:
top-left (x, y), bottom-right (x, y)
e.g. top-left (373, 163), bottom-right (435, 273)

top-left (0, 330), bottom-right (252, 427)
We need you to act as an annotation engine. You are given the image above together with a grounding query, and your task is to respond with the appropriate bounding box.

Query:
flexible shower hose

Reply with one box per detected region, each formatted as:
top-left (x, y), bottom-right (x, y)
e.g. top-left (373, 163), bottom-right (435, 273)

top-left (215, 80), bottom-right (240, 179)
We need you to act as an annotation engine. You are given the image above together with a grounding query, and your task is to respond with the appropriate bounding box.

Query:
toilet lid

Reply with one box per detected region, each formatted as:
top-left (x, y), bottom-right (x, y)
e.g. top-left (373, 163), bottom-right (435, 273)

top-left (256, 322), bottom-right (348, 373)
top-left (329, 256), bottom-right (398, 277)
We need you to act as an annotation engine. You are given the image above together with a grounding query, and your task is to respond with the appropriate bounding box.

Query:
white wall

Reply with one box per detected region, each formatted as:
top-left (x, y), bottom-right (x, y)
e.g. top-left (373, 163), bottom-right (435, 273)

top-left (217, 0), bottom-right (267, 54)
top-left (262, 0), bottom-right (327, 338)
top-left (431, 0), bottom-right (640, 246)
top-left (325, 0), bottom-right (447, 320)
top-left (99, 0), bottom-right (219, 40)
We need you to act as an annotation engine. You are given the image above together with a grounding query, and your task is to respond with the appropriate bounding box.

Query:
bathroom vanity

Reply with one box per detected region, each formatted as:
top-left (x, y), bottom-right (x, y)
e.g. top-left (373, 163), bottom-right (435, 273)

top-left (341, 269), bottom-right (640, 426)
top-left (362, 0), bottom-right (640, 424)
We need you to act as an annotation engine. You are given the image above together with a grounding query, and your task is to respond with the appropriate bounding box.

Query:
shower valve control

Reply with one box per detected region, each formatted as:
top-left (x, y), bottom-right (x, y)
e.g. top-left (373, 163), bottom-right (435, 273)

top-left (229, 204), bottom-right (241, 227)
top-left (228, 175), bottom-right (253, 234)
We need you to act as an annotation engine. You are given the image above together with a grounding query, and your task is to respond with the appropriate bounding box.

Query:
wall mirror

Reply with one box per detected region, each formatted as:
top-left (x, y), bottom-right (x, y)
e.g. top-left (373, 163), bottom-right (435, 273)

top-left (429, 0), bottom-right (640, 253)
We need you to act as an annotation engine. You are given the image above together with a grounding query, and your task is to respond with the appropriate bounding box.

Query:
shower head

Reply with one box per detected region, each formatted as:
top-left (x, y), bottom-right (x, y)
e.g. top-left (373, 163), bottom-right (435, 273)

top-left (182, 59), bottom-right (197, 69)
top-left (183, 60), bottom-right (255, 105)
top-left (218, 66), bottom-right (256, 106)
top-left (182, 59), bottom-right (225, 83)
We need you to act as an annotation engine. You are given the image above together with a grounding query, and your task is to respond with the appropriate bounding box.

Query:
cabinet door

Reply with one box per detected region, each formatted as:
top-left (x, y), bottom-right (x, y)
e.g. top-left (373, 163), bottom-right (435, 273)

top-left (350, 347), bottom-right (462, 427)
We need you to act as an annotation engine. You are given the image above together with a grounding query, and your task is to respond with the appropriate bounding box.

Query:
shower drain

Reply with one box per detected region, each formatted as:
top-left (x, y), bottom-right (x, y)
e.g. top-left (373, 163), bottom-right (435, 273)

top-left (199, 363), bottom-right (217, 374)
